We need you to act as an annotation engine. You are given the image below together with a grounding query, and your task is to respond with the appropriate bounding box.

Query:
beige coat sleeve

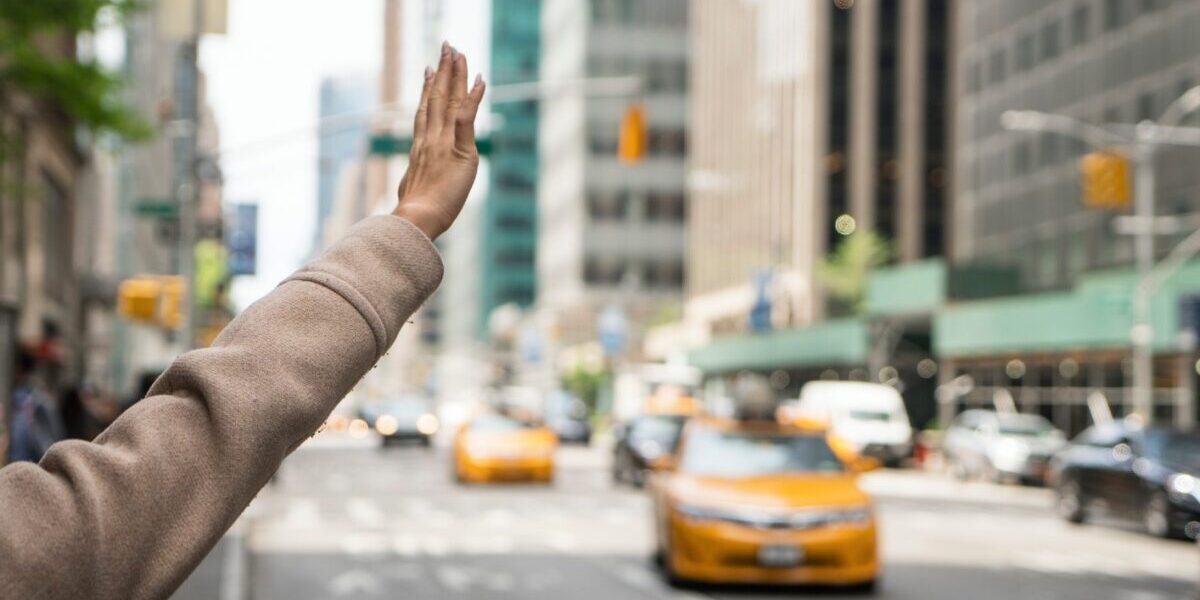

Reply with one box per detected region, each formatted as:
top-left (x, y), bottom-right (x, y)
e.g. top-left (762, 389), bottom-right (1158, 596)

top-left (0, 215), bottom-right (443, 600)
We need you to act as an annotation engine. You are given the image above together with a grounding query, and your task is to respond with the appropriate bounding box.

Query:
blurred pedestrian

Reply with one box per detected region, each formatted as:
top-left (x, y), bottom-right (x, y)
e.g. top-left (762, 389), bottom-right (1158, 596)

top-left (8, 350), bottom-right (64, 463)
top-left (0, 44), bottom-right (484, 599)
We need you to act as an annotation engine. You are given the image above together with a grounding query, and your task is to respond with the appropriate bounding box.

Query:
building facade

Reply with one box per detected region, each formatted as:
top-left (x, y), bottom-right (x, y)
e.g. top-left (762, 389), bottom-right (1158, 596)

top-left (481, 0), bottom-right (541, 336)
top-left (538, 0), bottom-right (690, 352)
top-left (941, 0), bottom-right (1200, 430)
top-left (315, 76), bottom-right (375, 255)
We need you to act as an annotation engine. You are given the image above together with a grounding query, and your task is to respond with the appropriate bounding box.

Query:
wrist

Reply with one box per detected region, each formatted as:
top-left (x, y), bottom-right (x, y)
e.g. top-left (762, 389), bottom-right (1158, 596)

top-left (392, 204), bottom-right (443, 241)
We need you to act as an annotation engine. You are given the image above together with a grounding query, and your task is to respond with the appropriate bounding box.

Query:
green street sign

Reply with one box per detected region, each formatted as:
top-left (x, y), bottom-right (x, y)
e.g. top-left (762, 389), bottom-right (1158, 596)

top-left (134, 199), bottom-right (178, 219)
top-left (369, 135), bottom-right (493, 157)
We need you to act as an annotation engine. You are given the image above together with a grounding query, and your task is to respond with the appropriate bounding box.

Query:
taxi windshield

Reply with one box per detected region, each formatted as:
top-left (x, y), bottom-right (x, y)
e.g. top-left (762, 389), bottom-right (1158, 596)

top-left (471, 415), bottom-right (533, 433)
top-left (679, 429), bottom-right (845, 477)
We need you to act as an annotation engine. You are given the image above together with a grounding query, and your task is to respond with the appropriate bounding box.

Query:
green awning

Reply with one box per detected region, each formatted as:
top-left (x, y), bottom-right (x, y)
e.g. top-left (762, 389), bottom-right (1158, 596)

top-left (687, 318), bottom-right (869, 374)
top-left (935, 261), bottom-right (1200, 358)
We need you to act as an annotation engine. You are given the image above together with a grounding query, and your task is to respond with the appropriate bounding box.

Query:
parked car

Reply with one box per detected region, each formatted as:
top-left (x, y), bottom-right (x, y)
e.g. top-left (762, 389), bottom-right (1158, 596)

top-left (943, 410), bottom-right (1066, 484)
top-left (544, 391), bottom-right (592, 445)
top-left (650, 417), bottom-right (880, 591)
top-left (1050, 423), bottom-right (1200, 539)
top-left (359, 397), bottom-right (440, 447)
top-left (794, 381), bottom-right (913, 467)
top-left (612, 414), bottom-right (688, 487)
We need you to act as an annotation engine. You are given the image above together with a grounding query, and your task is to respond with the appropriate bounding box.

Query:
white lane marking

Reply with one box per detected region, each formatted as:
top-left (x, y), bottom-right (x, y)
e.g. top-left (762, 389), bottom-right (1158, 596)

top-left (346, 497), bottom-right (384, 527)
top-left (328, 569), bottom-right (383, 596)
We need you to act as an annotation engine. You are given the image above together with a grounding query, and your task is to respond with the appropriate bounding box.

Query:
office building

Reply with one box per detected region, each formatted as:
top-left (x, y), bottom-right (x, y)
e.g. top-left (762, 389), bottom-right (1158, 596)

top-left (539, 0), bottom-right (690, 352)
top-left (315, 76), bottom-right (376, 254)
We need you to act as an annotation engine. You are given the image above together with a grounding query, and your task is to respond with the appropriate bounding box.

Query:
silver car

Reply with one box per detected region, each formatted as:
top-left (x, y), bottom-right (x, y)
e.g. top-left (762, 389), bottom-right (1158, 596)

top-left (943, 410), bottom-right (1067, 484)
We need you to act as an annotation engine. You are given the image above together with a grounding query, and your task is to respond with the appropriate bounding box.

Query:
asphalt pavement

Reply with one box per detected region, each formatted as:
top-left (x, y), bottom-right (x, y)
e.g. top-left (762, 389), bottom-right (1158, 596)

top-left (175, 433), bottom-right (1199, 600)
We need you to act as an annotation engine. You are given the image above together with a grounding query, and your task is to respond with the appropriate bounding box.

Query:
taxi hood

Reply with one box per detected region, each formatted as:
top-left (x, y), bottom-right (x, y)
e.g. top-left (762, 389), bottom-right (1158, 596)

top-left (668, 473), bottom-right (870, 509)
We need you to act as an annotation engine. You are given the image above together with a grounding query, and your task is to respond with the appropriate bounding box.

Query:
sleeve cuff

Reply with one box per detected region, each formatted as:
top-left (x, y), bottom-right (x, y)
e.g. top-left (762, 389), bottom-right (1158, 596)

top-left (283, 215), bottom-right (444, 358)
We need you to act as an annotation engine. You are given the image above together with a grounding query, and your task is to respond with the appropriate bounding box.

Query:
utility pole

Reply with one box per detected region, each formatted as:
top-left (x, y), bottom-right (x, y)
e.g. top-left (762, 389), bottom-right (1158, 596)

top-left (173, 0), bottom-right (204, 351)
top-left (1002, 87), bottom-right (1200, 426)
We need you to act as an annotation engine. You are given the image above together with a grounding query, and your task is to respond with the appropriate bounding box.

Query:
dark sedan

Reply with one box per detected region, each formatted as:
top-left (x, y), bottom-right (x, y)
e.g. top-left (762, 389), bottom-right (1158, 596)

top-left (1050, 423), bottom-right (1200, 539)
top-left (612, 414), bottom-right (688, 488)
top-left (359, 398), bottom-right (439, 448)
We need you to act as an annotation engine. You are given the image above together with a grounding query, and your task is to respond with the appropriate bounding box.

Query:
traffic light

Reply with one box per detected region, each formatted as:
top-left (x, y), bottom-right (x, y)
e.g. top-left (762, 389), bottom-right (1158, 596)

top-left (618, 103), bottom-right (647, 164)
top-left (117, 278), bottom-right (161, 322)
top-left (117, 276), bottom-right (186, 330)
top-left (1079, 150), bottom-right (1131, 209)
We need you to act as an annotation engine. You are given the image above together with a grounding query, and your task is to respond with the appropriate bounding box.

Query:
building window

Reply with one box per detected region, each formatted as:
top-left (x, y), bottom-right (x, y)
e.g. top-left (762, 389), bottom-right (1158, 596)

top-left (1137, 92), bottom-right (1157, 121)
top-left (42, 175), bottom-right (70, 302)
top-left (968, 60), bottom-right (984, 94)
top-left (1038, 132), bottom-right (1060, 166)
top-left (1040, 20), bottom-right (1061, 62)
top-left (1015, 32), bottom-right (1035, 71)
top-left (495, 171), bottom-right (534, 194)
top-left (1104, 0), bottom-right (1125, 31)
top-left (494, 247), bottom-right (534, 267)
top-left (642, 260), bottom-right (684, 289)
top-left (648, 129), bottom-right (686, 156)
top-left (988, 47), bottom-right (1006, 85)
top-left (584, 258), bottom-right (626, 286)
top-left (588, 191), bottom-right (628, 221)
top-left (645, 193), bottom-right (685, 222)
top-left (1071, 4), bottom-right (1091, 46)
top-left (588, 133), bottom-right (618, 156)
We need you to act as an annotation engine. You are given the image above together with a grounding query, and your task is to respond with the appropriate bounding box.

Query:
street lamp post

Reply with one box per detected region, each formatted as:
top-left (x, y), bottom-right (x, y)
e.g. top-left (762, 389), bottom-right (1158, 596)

top-left (1001, 86), bottom-right (1200, 425)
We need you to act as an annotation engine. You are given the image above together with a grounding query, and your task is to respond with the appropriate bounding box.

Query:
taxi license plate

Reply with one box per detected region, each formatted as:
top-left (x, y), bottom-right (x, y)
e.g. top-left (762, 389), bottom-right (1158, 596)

top-left (757, 544), bottom-right (804, 568)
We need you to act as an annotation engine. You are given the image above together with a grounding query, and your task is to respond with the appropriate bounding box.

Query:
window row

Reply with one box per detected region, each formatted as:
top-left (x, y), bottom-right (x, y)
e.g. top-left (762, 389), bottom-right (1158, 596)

top-left (587, 191), bottom-right (687, 223)
top-left (583, 258), bottom-right (684, 289)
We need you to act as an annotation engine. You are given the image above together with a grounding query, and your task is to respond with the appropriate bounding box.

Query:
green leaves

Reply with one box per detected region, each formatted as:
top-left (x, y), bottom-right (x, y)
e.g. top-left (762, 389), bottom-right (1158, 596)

top-left (818, 231), bottom-right (891, 315)
top-left (0, 0), bottom-right (151, 142)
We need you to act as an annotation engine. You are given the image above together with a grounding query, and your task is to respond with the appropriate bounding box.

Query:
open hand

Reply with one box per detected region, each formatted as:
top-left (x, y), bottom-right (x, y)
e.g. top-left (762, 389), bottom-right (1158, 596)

top-left (393, 42), bottom-right (486, 240)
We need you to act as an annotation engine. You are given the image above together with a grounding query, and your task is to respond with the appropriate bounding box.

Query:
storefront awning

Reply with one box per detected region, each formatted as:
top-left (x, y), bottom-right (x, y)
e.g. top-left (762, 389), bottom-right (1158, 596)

top-left (687, 318), bottom-right (869, 374)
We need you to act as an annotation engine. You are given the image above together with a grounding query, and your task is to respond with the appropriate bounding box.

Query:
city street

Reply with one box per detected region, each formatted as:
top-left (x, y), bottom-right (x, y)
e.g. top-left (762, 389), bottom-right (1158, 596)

top-left (179, 435), bottom-right (1198, 600)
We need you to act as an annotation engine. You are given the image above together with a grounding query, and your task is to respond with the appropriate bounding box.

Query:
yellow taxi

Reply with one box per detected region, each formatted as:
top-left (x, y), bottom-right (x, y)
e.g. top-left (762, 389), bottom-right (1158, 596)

top-left (453, 414), bottom-right (557, 484)
top-left (651, 417), bottom-right (880, 591)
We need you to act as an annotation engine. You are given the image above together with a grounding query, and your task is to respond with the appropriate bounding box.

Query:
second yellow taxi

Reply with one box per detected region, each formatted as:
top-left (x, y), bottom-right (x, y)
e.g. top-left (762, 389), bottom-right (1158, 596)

top-left (651, 417), bottom-right (880, 591)
top-left (453, 414), bottom-right (557, 484)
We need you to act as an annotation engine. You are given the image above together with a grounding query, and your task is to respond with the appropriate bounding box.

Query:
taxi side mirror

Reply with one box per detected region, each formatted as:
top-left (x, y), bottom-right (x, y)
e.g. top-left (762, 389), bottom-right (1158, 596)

top-left (851, 456), bottom-right (881, 473)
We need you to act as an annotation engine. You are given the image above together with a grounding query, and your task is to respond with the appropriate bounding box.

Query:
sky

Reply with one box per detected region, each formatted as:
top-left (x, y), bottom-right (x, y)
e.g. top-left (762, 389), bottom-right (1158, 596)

top-left (201, 0), bottom-right (490, 309)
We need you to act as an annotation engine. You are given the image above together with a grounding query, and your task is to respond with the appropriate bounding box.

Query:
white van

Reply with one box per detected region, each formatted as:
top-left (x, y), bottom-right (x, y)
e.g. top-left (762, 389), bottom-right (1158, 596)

top-left (795, 381), bottom-right (913, 467)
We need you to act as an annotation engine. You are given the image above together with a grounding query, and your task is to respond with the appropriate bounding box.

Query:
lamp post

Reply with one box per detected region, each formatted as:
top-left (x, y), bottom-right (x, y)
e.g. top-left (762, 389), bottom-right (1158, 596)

top-left (1001, 86), bottom-right (1200, 425)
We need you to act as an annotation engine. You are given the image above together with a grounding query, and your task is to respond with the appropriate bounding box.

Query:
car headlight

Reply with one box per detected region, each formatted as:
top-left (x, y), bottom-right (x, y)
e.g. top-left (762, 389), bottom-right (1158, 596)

top-left (1168, 473), bottom-right (1197, 497)
top-left (673, 503), bottom-right (873, 529)
top-left (374, 415), bottom-right (399, 436)
top-left (416, 414), bottom-right (439, 435)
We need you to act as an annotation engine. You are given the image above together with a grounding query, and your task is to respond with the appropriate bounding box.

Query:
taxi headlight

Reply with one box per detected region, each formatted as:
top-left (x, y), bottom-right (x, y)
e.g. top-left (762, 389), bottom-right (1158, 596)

top-left (673, 503), bottom-right (873, 529)
top-left (374, 415), bottom-right (399, 436)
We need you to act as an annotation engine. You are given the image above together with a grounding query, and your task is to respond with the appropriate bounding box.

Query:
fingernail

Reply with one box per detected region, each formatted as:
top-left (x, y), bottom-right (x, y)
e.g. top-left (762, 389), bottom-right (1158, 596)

top-left (441, 41), bottom-right (450, 56)
top-left (450, 46), bottom-right (459, 60)
top-left (424, 66), bottom-right (434, 80)
top-left (473, 73), bottom-right (483, 88)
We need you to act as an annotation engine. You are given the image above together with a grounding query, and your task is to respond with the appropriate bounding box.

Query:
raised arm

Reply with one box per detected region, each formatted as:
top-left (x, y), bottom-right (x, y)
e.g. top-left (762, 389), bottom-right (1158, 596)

top-left (0, 43), bottom-right (483, 600)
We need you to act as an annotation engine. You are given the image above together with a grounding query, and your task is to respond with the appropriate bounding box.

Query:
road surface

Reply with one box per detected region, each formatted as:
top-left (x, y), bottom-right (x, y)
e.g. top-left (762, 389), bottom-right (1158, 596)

top-left (175, 434), bottom-right (1198, 599)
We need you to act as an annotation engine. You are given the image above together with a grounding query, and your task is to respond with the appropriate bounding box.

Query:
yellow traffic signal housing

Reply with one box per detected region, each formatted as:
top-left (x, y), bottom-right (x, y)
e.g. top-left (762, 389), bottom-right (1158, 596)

top-left (618, 103), bottom-right (648, 164)
top-left (1079, 150), bottom-right (1131, 209)
top-left (117, 278), bottom-right (161, 322)
top-left (117, 276), bottom-right (186, 330)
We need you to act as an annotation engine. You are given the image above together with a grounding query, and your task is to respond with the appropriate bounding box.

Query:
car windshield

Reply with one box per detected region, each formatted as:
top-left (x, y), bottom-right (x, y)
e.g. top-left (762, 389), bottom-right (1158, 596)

top-left (629, 416), bottom-right (686, 447)
top-left (382, 401), bottom-right (429, 419)
top-left (679, 429), bottom-right (845, 478)
top-left (847, 410), bottom-right (892, 422)
top-left (1145, 431), bottom-right (1200, 470)
top-left (998, 416), bottom-right (1057, 437)
top-left (471, 416), bottom-right (533, 433)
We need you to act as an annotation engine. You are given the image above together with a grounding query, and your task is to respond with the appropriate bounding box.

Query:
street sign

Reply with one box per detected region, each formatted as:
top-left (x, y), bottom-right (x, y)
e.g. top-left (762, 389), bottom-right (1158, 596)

top-left (134, 198), bottom-right (178, 219)
top-left (369, 135), bottom-right (493, 157)
top-left (226, 204), bottom-right (257, 276)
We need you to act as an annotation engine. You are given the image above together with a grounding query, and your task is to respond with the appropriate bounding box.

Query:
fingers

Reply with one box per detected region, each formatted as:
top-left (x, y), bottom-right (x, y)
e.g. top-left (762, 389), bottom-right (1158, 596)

top-left (445, 51), bottom-right (470, 134)
top-left (454, 75), bottom-right (486, 154)
top-left (413, 66), bottom-right (434, 140)
top-left (428, 41), bottom-right (455, 135)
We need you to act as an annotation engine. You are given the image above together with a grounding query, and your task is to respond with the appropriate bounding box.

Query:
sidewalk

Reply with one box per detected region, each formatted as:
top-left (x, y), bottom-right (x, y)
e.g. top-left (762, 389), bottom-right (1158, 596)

top-left (860, 469), bottom-right (1055, 511)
